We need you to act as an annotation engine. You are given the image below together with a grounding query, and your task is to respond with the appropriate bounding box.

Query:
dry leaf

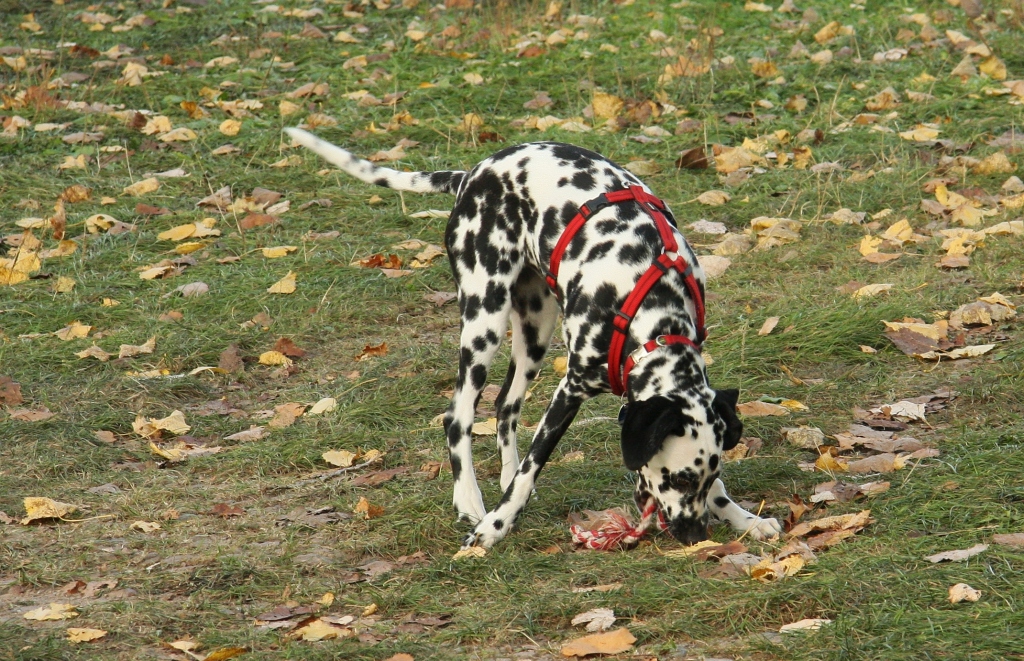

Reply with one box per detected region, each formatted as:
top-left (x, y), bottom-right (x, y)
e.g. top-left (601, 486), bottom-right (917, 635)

top-left (571, 608), bottom-right (616, 632)
top-left (925, 543), bottom-right (988, 563)
top-left (323, 450), bottom-right (357, 467)
top-left (130, 520), bottom-right (161, 532)
top-left (780, 618), bottom-right (831, 633)
top-left (67, 628), bottom-right (108, 643)
top-left (268, 271), bottom-right (297, 294)
top-left (452, 546), bottom-right (487, 560)
top-left (758, 317), bottom-right (780, 336)
top-left (21, 497), bottom-right (78, 524)
top-left (697, 190), bottom-right (731, 206)
top-left (560, 627), bottom-right (636, 657)
top-left (737, 401), bottom-right (790, 416)
top-left (949, 583), bottom-right (982, 603)
top-left (353, 496), bottom-right (385, 519)
top-left (123, 177), bottom-right (160, 196)
top-left (24, 603), bottom-right (78, 621)
top-left (308, 397), bottom-right (337, 415)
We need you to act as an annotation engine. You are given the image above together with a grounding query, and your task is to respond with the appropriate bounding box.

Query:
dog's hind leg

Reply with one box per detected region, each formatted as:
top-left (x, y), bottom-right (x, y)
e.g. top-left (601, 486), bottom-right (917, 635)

top-left (494, 267), bottom-right (559, 491)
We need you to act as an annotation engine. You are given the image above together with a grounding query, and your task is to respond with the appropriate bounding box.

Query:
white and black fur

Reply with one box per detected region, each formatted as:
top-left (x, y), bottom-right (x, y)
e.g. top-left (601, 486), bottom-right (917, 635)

top-left (287, 128), bottom-right (782, 548)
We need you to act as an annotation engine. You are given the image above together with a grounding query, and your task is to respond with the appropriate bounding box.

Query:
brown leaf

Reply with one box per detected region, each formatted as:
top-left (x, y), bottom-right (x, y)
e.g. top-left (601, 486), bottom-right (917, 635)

top-left (355, 342), bottom-right (388, 361)
top-left (210, 503), bottom-right (245, 518)
top-left (925, 543), bottom-right (988, 563)
top-left (0, 375), bottom-right (23, 406)
top-left (353, 496), bottom-right (385, 519)
top-left (218, 345), bottom-right (244, 373)
top-left (676, 146), bottom-right (709, 169)
top-left (992, 533), bottom-right (1024, 548)
top-left (269, 402), bottom-right (306, 428)
top-left (135, 203), bottom-right (170, 216)
top-left (9, 406), bottom-right (55, 422)
top-left (273, 337), bottom-right (306, 358)
top-left (239, 213), bottom-right (279, 229)
top-left (350, 466), bottom-right (411, 487)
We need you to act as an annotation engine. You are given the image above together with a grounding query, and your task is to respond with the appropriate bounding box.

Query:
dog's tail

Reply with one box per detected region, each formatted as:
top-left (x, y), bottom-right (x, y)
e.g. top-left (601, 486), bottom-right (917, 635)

top-left (285, 128), bottom-right (467, 195)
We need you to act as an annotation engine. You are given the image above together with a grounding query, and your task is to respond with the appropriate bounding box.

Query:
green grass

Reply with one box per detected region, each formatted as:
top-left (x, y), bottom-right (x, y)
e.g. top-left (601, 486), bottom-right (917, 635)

top-left (2, 0), bottom-right (1024, 659)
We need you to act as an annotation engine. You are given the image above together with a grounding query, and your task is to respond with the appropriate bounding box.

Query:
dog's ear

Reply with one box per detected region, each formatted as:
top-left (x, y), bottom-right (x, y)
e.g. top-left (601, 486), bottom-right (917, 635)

top-left (712, 388), bottom-right (743, 451)
top-left (621, 397), bottom-right (686, 470)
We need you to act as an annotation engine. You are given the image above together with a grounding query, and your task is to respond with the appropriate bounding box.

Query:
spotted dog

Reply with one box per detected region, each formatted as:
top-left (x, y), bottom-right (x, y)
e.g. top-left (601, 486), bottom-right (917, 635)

top-left (286, 128), bottom-right (782, 549)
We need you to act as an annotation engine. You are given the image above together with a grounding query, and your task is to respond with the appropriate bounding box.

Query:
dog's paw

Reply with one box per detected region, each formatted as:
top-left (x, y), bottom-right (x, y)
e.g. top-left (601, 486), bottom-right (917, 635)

top-left (745, 516), bottom-right (783, 540)
top-left (461, 514), bottom-right (509, 549)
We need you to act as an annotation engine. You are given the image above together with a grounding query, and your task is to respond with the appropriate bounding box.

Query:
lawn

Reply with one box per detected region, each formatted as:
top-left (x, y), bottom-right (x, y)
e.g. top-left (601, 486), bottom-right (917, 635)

top-left (2, 0), bottom-right (1023, 659)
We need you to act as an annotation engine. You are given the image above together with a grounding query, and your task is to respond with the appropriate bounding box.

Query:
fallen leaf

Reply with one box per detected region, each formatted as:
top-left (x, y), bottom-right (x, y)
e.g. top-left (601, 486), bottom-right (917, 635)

top-left (130, 520), bottom-right (161, 532)
top-left (560, 627), bottom-right (636, 657)
top-left (24, 603), bottom-right (78, 621)
top-left (697, 190), bottom-right (731, 206)
top-left (268, 271), bottom-right (297, 294)
top-left (571, 608), bottom-right (616, 632)
top-left (737, 401), bottom-right (790, 416)
top-left (949, 583), bottom-right (982, 603)
top-left (355, 342), bottom-right (388, 361)
top-left (323, 450), bottom-right (357, 467)
top-left (67, 628), bottom-right (108, 643)
top-left (925, 543), bottom-right (988, 563)
top-left (992, 533), bottom-right (1024, 548)
top-left (20, 497), bottom-right (78, 524)
top-left (353, 496), bottom-right (385, 519)
top-left (780, 618), bottom-right (831, 633)
top-left (308, 397), bottom-right (337, 415)
top-left (758, 317), bottom-right (780, 336)
top-left (122, 177), bottom-right (160, 196)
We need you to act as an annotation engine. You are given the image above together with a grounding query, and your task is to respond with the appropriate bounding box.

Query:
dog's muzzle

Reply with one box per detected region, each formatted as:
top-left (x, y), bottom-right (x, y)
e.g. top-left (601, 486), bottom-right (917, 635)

top-left (668, 515), bottom-right (710, 545)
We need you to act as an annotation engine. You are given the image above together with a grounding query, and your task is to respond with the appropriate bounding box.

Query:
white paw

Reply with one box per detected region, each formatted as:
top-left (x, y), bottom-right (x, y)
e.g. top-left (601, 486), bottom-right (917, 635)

top-left (461, 514), bottom-right (508, 549)
top-left (745, 516), bottom-right (783, 540)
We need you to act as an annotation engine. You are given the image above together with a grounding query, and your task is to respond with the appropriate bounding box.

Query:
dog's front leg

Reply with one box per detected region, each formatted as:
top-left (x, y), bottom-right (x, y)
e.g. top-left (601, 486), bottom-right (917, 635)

top-left (707, 478), bottom-right (782, 540)
top-left (463, 382), bottom-right (585, 549)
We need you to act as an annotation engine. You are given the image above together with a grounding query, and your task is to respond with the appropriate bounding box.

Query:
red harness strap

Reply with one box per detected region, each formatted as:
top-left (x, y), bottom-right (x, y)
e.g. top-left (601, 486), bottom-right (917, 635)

top-left (546, 185), bottom-right (706, 396)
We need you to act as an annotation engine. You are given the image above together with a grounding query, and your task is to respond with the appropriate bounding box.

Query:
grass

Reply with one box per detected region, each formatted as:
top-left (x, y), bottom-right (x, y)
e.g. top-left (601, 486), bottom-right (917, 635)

top-left (2, 0), bottom-right (1024, 659)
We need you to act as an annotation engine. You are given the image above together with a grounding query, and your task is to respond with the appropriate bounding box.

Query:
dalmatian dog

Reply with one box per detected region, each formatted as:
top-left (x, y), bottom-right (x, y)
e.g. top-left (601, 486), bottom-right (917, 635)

top-left (286, 128), bottom-right (782, 549)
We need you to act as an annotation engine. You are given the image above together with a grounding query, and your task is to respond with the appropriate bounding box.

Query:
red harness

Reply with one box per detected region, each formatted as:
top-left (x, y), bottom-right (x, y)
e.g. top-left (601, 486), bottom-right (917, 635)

top-left (546, 185), bottom-right (706, 396)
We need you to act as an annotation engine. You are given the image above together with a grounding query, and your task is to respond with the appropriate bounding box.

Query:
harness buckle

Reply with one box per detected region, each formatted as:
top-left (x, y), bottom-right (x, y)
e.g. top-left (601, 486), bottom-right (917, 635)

top-left (613, 311), bottom-right (632, 330)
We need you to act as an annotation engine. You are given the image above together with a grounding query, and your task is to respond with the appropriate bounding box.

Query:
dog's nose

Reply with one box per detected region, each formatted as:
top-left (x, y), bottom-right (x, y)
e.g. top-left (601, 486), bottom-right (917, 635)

top-left (669, 517), bottom-right (709, 545)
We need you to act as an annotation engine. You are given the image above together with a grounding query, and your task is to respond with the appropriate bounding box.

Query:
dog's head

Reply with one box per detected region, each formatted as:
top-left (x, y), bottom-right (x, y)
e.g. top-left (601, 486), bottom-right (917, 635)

top-left (620, 389), bottom-right (742, 544)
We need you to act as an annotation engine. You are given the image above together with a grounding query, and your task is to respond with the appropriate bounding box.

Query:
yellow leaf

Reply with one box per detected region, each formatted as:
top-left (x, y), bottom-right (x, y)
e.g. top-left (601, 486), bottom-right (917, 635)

top-left (67, 628), bottom-right (108, 643)
top-left (697, 190), bottom-right (731, 206)
top-left (859, 235), bottom-right (883, 256)
top-left (463, 72), bottom-right (484, 85)
top-left (973, 151), bottom-right (1016, 175)
top-left (175, 241), bottom-right (206, 255)
top-left (853, 283), bottom-right (893, 298)
top-left (53, 276), bottom-right (76, 293)
top-left (261, 245), bottom-right (298, 258)
top-left (141, 115), bottom-right (172, 135)
top-left (21, 498), bottom-right (78, 525)
top-left (279, 100), bottom-right (301, 116)
top-left (268, 271), bottom-right (297, 294)
top-left (452, 546), bottom-right (487, 560)
top-left (899, 126), bottom-right (940, 142)
top-left (158, 223), bottom-right (197, 241)
top-left (85, 214), bottom-right (117, 233)
top-left (552, 355), bottom-right (568, 377)
top-left (39, 240), bottom-right (79, 259)
top-left (158, 127), bottom-right (197, 142)
top-left (219, 119), bottom-right (242, 136)
top-left (814, 452), bottom-right (848, 472)
top-left (153, 410), bottom-right (191, 434)
top-left (949, 583), bottom-right (982, 603)
top-left (737, 401), bottom-right (790, 416)
top-left (883, 218), bottom-right (913, 242)
top-left (259, 350), bottom-right (292, 366)
top-left (308, 397), bottom-right (337, 415)
top-left (591, 92), bottom-right (624, 120)
top-left (323, 450), bottom-right (357, 467)
top-left (23, 603), bottom-right (78, 621)
top-left (123, 177), bottom-right (160, 196)
top-left (979, 56), bottom-right (1007, 81)
top-left (130, 520), bottom-right (161, 532)
top-left (560, 627), bottom-right (636, 658)
top-left (750, 58), bottom-right (779, 78)
top-left (203, 648), bottom-right (249, 661)
top-left (292, 619), bottom-right (352, 642)
top-left (54, 321), bottom-right (92, 341)
top-left (472, 418), bottom-right (498, 435)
